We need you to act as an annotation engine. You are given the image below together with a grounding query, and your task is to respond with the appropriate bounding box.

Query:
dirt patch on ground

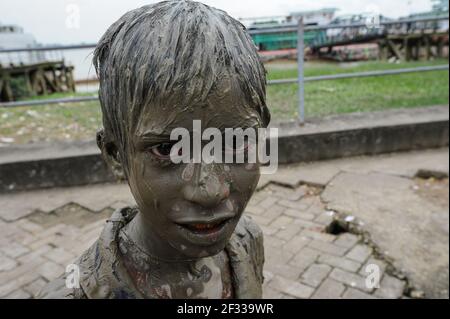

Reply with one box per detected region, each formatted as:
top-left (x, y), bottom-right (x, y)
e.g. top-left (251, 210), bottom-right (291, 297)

top-left (413, 178), bottom-right (449, 209)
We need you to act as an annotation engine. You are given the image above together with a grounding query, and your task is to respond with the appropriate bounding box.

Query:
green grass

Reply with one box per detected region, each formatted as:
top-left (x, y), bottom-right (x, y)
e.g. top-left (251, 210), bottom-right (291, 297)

top-left (0, 60), bottom-right (448, 144)
top-left (266, 59), bottom-right (449, 119)
top-left (0, 101), bottom-right (101, 144)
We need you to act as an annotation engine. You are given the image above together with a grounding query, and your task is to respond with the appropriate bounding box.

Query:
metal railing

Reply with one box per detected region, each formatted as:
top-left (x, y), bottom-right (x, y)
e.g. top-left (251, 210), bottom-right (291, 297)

top-left (0, 96), bottom-right (98, 108)
top-left (0, 43), bottom-right (97, 54)
top-left (0, 15), bottom-right (449, 124)
top-left (1, 64), bottom-right (448, 109)
top-left (267, 64), bottom-right (450, 85)
top-left (0, 15), bottom-right (447, 55)
top-left (292, 15), bottom-right (449, 124)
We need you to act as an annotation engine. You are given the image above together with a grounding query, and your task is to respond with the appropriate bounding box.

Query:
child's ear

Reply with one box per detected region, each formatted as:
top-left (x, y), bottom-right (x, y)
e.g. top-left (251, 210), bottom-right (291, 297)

top-left (96, 129), bottom-right (126, 180)
top-left (259, 104), bottom-right (271, 128)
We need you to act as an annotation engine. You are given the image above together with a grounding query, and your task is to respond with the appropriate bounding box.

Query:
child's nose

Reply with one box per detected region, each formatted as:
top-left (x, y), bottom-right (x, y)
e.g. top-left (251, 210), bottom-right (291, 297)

top-left (181, 163), bottom-right (230, 209)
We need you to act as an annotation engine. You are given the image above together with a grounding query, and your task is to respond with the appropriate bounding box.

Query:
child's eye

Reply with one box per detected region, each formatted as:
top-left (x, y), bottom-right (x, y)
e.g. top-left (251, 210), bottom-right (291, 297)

top-left (224, 137), bottom-right (250, 154)
top-left (149, 143), bottom-right (174, 159)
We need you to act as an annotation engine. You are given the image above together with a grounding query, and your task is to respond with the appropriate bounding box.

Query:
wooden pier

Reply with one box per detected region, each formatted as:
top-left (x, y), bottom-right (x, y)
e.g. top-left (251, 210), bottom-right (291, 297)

top-left (0, 61), bottom-right (75, 102)
top-left (378, 32), bottom-right (449, 61)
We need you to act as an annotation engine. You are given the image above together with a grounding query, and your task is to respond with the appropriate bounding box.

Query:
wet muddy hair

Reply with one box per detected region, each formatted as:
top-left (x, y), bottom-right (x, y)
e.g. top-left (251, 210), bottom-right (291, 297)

top-left (93, 0), bottom-right (270, 163)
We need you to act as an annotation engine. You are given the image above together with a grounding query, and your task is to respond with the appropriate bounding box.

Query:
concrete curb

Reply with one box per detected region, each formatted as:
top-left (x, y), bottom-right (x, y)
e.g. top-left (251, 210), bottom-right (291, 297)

top-left (1, 105), bottom-right (448, 193)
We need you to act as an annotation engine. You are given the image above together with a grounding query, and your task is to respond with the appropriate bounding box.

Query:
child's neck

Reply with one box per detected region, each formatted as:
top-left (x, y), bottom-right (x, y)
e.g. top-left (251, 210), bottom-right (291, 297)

top-left (118, 214), bottom-right (233, 298)
top-left (121, 212), bottom-right (203, 264)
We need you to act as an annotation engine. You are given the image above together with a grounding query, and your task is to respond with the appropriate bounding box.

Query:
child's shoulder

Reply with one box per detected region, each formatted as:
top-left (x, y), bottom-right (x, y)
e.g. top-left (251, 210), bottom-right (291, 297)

top-left (227, 214), bottom-right (265, 296)
top-left (234, 214), bottom-right (264, 245)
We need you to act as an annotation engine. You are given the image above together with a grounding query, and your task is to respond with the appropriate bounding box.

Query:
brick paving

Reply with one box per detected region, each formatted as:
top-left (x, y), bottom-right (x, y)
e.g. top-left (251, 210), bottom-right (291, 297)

top-left (0, 148), bottom-right (448, 299)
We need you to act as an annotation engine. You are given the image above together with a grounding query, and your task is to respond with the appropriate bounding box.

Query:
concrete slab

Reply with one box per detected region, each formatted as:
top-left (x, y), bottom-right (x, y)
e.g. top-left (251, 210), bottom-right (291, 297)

top-left (1, 106), bottom-right (448, 193)
top-left (322, 172), bottom-right (449, 298)
top-left (1, 148), bottom-right (448, 299)
top-left (0, 183), bottom-right (134, 222)
top-left (271, 105), bottom-right (449, 135)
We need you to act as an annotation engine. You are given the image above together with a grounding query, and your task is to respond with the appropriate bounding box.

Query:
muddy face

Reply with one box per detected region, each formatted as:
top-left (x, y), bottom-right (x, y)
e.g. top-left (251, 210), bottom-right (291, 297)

top-left (124, 79), bottom-right (263, 259)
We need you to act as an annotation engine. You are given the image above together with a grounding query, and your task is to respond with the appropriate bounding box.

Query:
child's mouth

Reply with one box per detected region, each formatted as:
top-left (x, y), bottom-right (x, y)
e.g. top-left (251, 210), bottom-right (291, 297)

top-left (181, 220), bottom-right (228, 234)
top-left (174, 214), bottom-right (234, 244)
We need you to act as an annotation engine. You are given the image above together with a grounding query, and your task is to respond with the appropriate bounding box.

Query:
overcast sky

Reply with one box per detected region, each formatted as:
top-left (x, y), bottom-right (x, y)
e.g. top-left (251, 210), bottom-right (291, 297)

top-left (1, 0), bottom-right (433, 44)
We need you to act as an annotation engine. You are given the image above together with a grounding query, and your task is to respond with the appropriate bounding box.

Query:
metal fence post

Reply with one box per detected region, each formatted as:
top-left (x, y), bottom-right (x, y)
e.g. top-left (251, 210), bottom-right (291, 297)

top-left (297, 17), bottom-right (305, 125)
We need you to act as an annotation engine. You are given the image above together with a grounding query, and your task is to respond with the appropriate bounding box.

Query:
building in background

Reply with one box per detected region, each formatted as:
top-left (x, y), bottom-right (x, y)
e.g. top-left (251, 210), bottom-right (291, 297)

top-left (245, 3), bottom-right (448, 63)
top-left (0, 22), bottom-right (75, 102)
top-left (405, 0), bottom-right (449, 31)
top-left (0, 23), bottom-right (36, 48)
top-left (0, 22), bottom-right (47, 66)
top-left (245, 9), bottom-right (338, 51)
top-left (287, 8), bottom-right (338, 26)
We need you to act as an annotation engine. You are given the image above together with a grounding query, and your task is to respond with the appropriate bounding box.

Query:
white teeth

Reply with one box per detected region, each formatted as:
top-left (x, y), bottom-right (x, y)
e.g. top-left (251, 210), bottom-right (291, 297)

top-left (184, 221), bottom-right (223, 232)
top-left (192, 223), bottom-right (218, 230)
top-left (178, 218), bottom-right (231, 233)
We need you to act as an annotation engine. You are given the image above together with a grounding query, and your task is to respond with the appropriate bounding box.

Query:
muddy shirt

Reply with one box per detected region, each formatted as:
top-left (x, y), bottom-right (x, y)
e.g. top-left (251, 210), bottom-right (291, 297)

top-left (37, 207), bottom-right (265, 299)
top-left (117, 228), bottom-right (234, 299)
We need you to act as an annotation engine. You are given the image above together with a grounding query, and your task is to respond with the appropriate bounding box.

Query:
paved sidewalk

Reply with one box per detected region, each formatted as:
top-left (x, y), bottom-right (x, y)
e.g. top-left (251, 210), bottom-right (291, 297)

top-left (0, 148), bottom-right (448, 299)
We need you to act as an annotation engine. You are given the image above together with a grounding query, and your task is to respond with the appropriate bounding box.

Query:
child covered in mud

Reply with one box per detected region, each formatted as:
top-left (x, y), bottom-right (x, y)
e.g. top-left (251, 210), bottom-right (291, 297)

top-left (39, 0), bottom-right (270, 299)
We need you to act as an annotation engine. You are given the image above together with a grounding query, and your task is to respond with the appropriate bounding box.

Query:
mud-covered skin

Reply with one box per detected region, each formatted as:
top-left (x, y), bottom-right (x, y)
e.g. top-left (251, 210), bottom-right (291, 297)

top-left (94, 0), bottom-right (267, 264)
top-left (93, 1), bottom-right (270, 172)
top-left (38, 1), bottom-right (270, 299)
top-left (124, 96), bottom-right (262, 260)
top-left (117, 66), bottom-right (262, 298)
top-left (118, 229), bottom-right (233, 298)
top-left (37, 208), bottom-right (264, 299)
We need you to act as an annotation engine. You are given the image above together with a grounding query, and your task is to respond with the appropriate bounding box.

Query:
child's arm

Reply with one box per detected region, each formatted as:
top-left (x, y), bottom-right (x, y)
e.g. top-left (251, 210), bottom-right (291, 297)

top-left (227, 215), bottom-right (265, 298)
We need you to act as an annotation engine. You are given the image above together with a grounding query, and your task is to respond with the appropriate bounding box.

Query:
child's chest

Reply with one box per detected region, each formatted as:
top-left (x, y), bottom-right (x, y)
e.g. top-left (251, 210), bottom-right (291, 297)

top-left (123, 250), bottom-right (234, 299)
